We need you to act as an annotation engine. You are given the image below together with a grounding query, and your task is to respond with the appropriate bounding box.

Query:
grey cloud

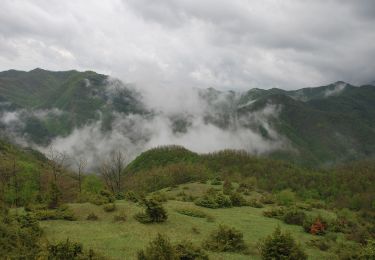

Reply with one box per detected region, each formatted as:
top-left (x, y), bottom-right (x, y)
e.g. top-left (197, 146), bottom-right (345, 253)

top-left (0, 0), bottom-right (374, 90)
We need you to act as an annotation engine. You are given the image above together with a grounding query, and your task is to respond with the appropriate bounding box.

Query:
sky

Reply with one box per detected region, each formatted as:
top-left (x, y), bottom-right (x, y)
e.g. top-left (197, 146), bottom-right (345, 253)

top-left (0, 0), bottom-right (374, 90)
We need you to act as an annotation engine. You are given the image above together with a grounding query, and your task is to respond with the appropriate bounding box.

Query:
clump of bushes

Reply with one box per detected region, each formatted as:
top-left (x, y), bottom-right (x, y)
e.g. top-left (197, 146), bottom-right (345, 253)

top-left (34, 205), bottom-right (76, 221)
top-left (260, 226), bottom-right (307, 260)
top-left (175, 207), bottom-right (208, 218)
top-left (262, 207), bottom-right (286, 219)
top-left (303, 217), bottom-right (327, 235)
top-left (248, 199), bottom-right (264, 208)
top-left (282, 208), bottom-right (306, 226)
top-left (47, 239), bottom-right (102, 259)
top-left (125, 191), bottom-right (142, 203)
top-left (223, 180), bottom-right (233, 195)
top-left (86, 213), bottom-right (99, 221)
top-left (103, 203), bottom-right (116, 212)
top-left (138, 234), bottom-right (208, 260)
top-left (134, 199), bottom-right (168, 224)
top-left (151, 192), bottom-right (168, 202)
top-left (276, 189), bottom-right (296, 206)
top-left (210, 178), bottom-right (222, 185)
top-left (113, 211), bottom-right (127, 222)
top-left (229, 192), bottom-right (248, 207)
top-left (204, 225), bottom-right (247, 253)
top-left (89, 190), bottom-right (115, 205)
top-left (195, 190), bottom-right (232, 209)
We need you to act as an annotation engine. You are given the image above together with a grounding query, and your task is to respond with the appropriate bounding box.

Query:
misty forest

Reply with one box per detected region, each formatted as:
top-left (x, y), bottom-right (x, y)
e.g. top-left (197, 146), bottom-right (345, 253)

top-left (1, 1), bottom-right (375, 260)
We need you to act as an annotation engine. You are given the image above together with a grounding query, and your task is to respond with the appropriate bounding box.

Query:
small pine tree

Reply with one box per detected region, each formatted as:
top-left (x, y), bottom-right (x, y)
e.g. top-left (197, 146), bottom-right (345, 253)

top-left (260, 226), bottom-right (307, 260)
top-left (145, 199), bottom-right (168, 223)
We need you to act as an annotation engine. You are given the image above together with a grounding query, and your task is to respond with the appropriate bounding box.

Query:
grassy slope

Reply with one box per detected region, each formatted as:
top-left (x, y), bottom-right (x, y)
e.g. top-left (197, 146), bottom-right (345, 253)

top-left (41, 183), bottom-right (336, 260)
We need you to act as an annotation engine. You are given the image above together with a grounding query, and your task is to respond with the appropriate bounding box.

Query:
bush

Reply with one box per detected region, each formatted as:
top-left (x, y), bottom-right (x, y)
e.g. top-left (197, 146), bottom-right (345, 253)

top-left (229, 192), bottom-right (247, 207)
top-left (260, 226), bottom-right (307, 260)
top-left (283, 208), bottom-right (306, 226)
top-left (135, 199), bottom-right (168, 223)
top-left (276, 189), bottom-right (296, 206)
top-left (175, 241), bottom-right (209, 260)
top-left (195, 196), bottom-right (219, 209)
top-left (248, 199), bottom-right (264, 208)
top-left (223, 180), bottom-right (233, 195)
top-left (87, 213), bottom-right (99, 221)
top-left (262, 207), bottom-right (286, 219)
top-left (35, 206), bottom-right (76, 221)
top-left (151, 192), bottom-right (168, 202)
top-left (113, 211), bottom-right (127, 222)
top-left (48, 183), bottom-right (62, 209)
top-left (103, 203), bottom-right (116, 212)
top-left (125, 191), bottom-right (142, 203)
top-left (47, 239), bottom-right (102, 259)
top-left (210, 178), bottom-right (222, 185)
top-left (175, 207), bottom-right (207, 218)
top-left (137, 233), bottom-right (175, 260)
top-left (48, 239), bottom-right (83, 259)
top-left (204, 225), bottom-right (247, 253)
top-left (195, 192), bottom-right (232, 209)
top-left (303, 217), bottom-right (326, 235)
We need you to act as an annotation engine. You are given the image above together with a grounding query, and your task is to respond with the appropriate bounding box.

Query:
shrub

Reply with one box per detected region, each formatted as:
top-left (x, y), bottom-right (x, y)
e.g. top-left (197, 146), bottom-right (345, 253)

top-left (47, 239), bottom-right (83, 259)
top-left (135, 199), bottom-right (168, 223)
top-left (211, 178), bottom-right (222, 185)
top-left (262, 207), bottom-right (286, 219)
top-left (303, 217), bottom-right (326, 235)
top-left (175, 241), bottom-right (209, 260)
top-left (223, 180), bottom-right (233, 195)
top-left (215, 193), bottom-right (232, 208)
top-left (260, 226), bottom-right (307, 260)
top-left (151, 192), bottom-right (168, 202)
top-left (175, 207), bottom-right (207, 218)
top-left (113, 211), bottom-right (127, 222)
top-left (204, 225), bottom-right (247, 253)
top-left (229, 192), bottom-right (247, 207)
top-left (248, 199), bottom-right (264, 208)
top-left (276, 189), bottom-right (296, 206)
top-left (195, 196), bottom-right (219, 209)
top-left (260, 194), bottom-right (275, 205)
top-left (137, 233), bottom-right (175, 260)
top-left (48, 182), bottom-right (62, 209)
top-left (103, 203), bottom-right (116, 212)
top-left (47, 239), bottom-right (102, 259)
top-left (35, 206), bottom-right (76, 221)
top-left (125, 191), bottom-right (141, 203)
top-left (283, 208), bottom-right (306, 226)
top-left (87, 213), bottom-right (99, 221)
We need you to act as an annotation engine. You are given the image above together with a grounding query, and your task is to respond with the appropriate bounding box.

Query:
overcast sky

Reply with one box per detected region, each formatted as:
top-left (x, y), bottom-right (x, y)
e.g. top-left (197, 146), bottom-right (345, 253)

top-left (0, 0), bottom-right (374, 90)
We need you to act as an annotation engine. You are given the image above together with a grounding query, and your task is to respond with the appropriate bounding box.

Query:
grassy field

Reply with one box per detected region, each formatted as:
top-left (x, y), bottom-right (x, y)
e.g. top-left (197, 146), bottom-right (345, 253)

top-left (40, 183), bottom-right (339, 259)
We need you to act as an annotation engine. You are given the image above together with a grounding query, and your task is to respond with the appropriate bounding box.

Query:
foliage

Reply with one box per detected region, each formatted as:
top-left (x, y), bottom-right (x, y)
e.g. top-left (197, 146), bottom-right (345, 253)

top-left (47, 239), bottom-right (103, 259)
top-left (276, 189), bottom-right (296, 206)
top-left (103, 203), bottom-right (116, 212)
top-left (282, 208), bottom-right (306, 226)
top-left (174, 240), bottom-right (209, 260)
top-left (229, 192), bottom-right (247, 207)
top-left (87, 213), bottom-right (99, 221)
top-left (135, 199), bottom-right (168, 223)
top-left (113, 211), bottom-right (127, 222)
top-left (137, 233), bottom-right (176, 260)
top-left (175, 207), bottom-right (208, 219)
top-left (204, 225), bottom-right (247, 253)
top-left (260, 226), bottom-right (307, 260)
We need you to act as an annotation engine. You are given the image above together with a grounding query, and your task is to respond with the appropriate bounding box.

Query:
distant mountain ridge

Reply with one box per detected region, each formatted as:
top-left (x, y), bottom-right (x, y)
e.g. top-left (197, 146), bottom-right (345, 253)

top-left (1, 68), bottom-right (375, 167)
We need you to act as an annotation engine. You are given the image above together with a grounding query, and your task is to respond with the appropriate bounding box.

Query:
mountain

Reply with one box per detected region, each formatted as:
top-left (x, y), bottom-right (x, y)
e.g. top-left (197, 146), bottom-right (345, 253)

top-left (1, 68), bottom-right (375, 167)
